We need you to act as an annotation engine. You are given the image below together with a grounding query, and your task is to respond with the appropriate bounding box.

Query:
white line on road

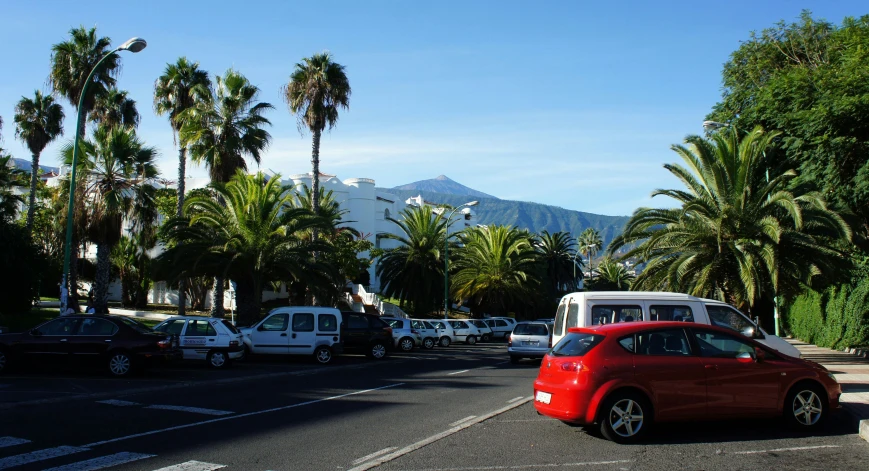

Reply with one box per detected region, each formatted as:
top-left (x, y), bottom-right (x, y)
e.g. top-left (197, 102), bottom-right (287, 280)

top-left (82, 383), bottom-right (405, 448)
top-left (151, 460), bottom-right (227, 471)
top-left (507, 396), bottom-right (524, 403)
top-left (447, 370), bottom-right (469, 375)
top-left (42, 452), bottom-right (155, 471)
top-left (0, 446), bottom-right (88, 470)
top-left (449, 416), bottom-right (477, 427)
top-left (400, 460), bottom-right (633, 470)
top-left (95, 399), bottom-right (140, 407)
top-left (348, 397), bottom-right (533, 471)
top-left (0, 437), bottom-right (30, 448)
top-left (731, 445), bottom-right (842, 455)
top-left (145, 405), bottom-right (234, 416)
top-left (351, 447), bottom-right (398, 465)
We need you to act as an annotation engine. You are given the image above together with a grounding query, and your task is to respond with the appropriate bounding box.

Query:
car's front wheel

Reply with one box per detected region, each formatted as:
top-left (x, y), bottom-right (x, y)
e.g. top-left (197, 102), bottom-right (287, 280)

top-left (423, 337), bottom-right (435, 349)
top-left (207, 350), bottom-right (229, 369)
top-left (785, 383), bottom-right (826, 429)
top-left (466, 335), bottom-right (477, 345)
top-left (0, 349), bottom-right (8, 374)
top-left (510, 355), bottom-right (520, 364)
top-left (107, 351), bottom-right (134, 377)
top-left (599, 392), bottom-right (651, 444)
top-left (399, 337), bottom-right (415, 352)
top-left (314, 346), bottom-right (333, 364)
top-left (439, 336), bottom-right (451, 347)
top-left (368, 342), bottom-right (388, 359)
top-left (482, 334), bottom-right (491, 342)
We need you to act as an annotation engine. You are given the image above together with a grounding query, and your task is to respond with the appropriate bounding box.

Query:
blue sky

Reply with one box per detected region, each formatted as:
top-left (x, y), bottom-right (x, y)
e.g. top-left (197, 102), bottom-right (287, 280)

top-left (0, 1), bottom-right (865, 216)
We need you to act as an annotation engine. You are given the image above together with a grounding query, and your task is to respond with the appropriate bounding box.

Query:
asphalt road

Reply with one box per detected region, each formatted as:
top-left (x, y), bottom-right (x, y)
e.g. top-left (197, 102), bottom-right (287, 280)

top-left (0, 343), bottom-right (867, 471)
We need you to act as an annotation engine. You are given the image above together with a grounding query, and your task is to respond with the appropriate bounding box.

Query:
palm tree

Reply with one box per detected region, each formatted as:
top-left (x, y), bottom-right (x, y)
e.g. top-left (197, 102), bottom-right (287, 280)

top-left (376, 205), bottom-right (449, 315)
top-left (179, 69), bottom-right (273, 317)
top-left (578, 228), bottom-right (602, 277)
top-left (158, 172), bottom-right (333, 325)
top-left (587, 257), bottom-right (635, 291)
top-left (62, 126), bottom-right (158, 313)
top-left (281, 52), bottom-right (351, 221)
top-left (49, 26), bottom-right (120, 138)
top-left (0, 155), bottom-right (27, 222)
top-left (13, 90), bottom-right (65, 230)
top-left (90, 88), bottom-right (140, 129)
top-left (451, 225), bottom-right (541, 316)
top-left (609, 127), bottom-right (851, 309)
top-left (535, 230), bottom-right (581, 296)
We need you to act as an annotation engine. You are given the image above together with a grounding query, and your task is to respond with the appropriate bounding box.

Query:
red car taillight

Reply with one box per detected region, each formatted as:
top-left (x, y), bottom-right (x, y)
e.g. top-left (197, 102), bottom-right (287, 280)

top-left (158, 337), bottom-right (172, 349)
top-left (229, 340), bottom-right (239, 347)
top-left (507, 335), bottom-right (512, 347)
top-left (548, 336), bottom-right (553, 348)
top-left (385, 327), bottom-right (393, 336)
top-left (559, 361), bottom-right (589, 373)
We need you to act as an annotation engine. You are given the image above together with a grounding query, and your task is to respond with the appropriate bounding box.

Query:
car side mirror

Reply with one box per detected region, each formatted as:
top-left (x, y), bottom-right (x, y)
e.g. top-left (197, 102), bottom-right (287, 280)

top-left (736, 351), bottom-right (755, 363)
top-left (754, 347), bottom-right (766, 362)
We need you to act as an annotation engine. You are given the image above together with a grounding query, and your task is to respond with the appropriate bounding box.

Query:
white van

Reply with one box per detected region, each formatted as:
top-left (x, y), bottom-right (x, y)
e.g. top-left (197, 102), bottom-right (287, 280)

top-left (550, 292), bottom-right (800, 358)
top-left (239, 307), bottom-right (343, 364)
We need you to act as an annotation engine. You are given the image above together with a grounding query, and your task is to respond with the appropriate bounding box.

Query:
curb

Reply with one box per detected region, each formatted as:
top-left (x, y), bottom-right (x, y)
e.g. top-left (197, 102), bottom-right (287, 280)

top-left (842, 347), bottom-right (869, 359)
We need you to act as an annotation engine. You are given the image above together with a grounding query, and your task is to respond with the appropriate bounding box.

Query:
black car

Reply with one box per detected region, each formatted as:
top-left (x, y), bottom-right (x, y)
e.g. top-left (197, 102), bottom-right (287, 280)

top-left (340, 312), bottom-right (394, 359)
top-left (0, 314), bottom-right (182, 377)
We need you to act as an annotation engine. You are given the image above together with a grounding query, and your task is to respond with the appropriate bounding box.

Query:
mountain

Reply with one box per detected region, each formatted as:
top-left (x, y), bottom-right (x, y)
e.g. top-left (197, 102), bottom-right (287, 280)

top-left (391, 175), bottom-right (499, 200)
top-left (379, 187), bottom-right (630, 249)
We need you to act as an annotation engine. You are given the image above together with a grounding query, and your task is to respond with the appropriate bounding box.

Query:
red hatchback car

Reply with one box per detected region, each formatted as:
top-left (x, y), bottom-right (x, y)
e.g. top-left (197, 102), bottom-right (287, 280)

top-left (533, 322), bottom-right (841, 443)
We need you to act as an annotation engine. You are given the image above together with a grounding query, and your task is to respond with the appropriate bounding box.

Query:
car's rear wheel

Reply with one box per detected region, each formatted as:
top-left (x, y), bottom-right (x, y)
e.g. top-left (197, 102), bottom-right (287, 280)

top-left (107, 351), bottom-right (134, 377)
top-left (423, 337), bottom-right (435, 349)
top-left (599, 392), bottom-right (651, 444)
top-left (207, 350), bottom-right (229, 369)
top-left (399, 337), bottom-right (415, 352)
top-left (314, 346), bottom-right (333, 364)
top-left (466, 335), bottom-right (477, 345)
top-left (510, 355), bottom-right (520, 364)
top-left (439, 336), bottom-right (451, 347)
top-left (785, 383), bottom-right (826, 429)
top-left (0, 349), bottom-right (8, 374)
top-left (482, 334), bottom-right (491, 342)
top-left (368, 342), bottom-right (388, 359)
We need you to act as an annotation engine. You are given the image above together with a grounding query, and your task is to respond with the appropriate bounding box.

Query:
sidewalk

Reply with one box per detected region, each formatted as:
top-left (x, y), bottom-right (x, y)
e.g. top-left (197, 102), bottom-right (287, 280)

top-left (108, 307), bottom-right (174, 321)
top-left (788, 339), bottom-right (869, 442)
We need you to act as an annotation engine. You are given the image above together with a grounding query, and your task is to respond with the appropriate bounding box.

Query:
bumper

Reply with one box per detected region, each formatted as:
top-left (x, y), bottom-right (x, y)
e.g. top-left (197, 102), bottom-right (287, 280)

top-left (141, 349), bottom-right (183, 364)
top-left (509, 347), bottom-right (550, 358)
top-left (533, 379), bottom-right (595, 424)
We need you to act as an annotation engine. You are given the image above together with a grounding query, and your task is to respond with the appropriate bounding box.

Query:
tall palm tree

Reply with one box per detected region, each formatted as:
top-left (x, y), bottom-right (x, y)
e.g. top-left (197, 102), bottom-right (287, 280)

top-left (587, 257), bottom-right (635, 291)
top-left (158, 171), bottom-right (333, 325)
top-left (154, 57), bottom-right (212, 316)
top-left (62, 126), bottom-right (158, 313)
top-left (376, 205), bottom-right (449, 315)
top-left (281, 52), bottom-right (351, 220)
top-left (535, 230), bottom-right (581, 296)
top-left (0, 155), bottom-right (27, 222)
top-left (452, 225), bottom-right (541, 316)
top-left (578, 228), bottom-right (602, 277)
top-left (179, 69), bottom-right (273, 317)
top-left (609, 127), bottom-right (851, 309)
top-left (13, 90), bottom-right (65, 230)
top-left (90, 88), bottom-right (140, 129)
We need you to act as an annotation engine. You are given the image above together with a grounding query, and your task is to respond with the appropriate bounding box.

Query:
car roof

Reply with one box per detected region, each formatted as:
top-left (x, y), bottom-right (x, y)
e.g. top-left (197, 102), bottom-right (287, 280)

top-left (160, 316), bottom-right (224, 321)
top-left (559, 291), bottom-right (727, 304)
top-left (566, 321), bottom-right (739, 336)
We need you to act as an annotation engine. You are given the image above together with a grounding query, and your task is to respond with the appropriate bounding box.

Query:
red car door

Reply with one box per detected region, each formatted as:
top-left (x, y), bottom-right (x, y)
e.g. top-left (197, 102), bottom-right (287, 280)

top-left (629, 328), bottom-right (708, 421)
top-left (692, 328), bottom-right (781, 418)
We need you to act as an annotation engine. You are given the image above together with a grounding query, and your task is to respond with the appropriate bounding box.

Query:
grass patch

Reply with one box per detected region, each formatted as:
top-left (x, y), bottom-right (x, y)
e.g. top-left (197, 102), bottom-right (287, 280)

top-left (0, 308), bottom-right (60, 333)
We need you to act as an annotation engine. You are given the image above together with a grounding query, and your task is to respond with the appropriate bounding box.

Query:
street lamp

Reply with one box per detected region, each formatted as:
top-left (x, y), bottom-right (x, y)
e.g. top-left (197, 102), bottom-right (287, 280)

top-left (702, 120), bottom-right (781, 336)
top-left (572, 249), bottom-right (583, 290)
top-left (60, 37), bottom-right (147, 315)
top-left (443, 200), bottom-right (478, 319)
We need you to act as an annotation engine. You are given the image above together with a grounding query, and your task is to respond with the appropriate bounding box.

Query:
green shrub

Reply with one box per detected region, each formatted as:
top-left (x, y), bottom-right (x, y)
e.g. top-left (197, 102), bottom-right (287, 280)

top-left (786, 279), bottom-right (869, 349)
top-left (786, 289), bottom-right (824, 344)
top-left (0, 221), bottom-right (43, 315)
top-left (841, 278), bottom-right (869, 347)
top-left (820, 286), bottom-right (849, 348)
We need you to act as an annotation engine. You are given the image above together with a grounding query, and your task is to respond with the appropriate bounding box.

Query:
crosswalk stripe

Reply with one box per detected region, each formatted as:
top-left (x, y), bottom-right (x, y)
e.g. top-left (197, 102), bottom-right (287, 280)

top-left (42, 452), bottom-right (156, 471)
top-left (0, 446), bottom-right (88, 470)
top-left (0, 437), bottom-right (30, 448)
top-left (95, 399), bottom-right (141, 407)
top-left (151, 460), bottom-right (226, 471)
top-left (145, 405), bottom-right (234, 416)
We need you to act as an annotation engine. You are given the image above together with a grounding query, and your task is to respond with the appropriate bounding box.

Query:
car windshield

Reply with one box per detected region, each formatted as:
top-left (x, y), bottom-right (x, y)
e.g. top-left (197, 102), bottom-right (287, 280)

top-left (513, 323), bottom-right (548, 336)
top-left (114, 316), bottom-right (153, 334)
top-left (550, 332), bottom-right (605, 357)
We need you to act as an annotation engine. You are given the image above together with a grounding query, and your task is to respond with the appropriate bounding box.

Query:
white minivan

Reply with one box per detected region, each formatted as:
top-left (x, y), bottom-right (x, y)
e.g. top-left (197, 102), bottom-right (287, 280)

top-left (550, 291), bottom-right (800, 358)
top-left (239, 307), bottom-right (343, 363)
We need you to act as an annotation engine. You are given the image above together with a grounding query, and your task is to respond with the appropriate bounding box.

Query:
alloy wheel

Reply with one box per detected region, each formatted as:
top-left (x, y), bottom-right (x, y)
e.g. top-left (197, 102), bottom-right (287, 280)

top-left (109, 353), bottom-right (131, 376)
top-left (315, 347), bottom-right (332, 364)
top-left (0, 351), bottom-right (7, 372)
top-left (607, 398), bottom-right (644, 438)
top-left (792, 390), bottom-right (823, 426)
top-left (209, 351), bottom-right (227, 368)
top-left (400, 338), bottom-right (414, 351)
top-left (371, 343), bottom-right (387, 359)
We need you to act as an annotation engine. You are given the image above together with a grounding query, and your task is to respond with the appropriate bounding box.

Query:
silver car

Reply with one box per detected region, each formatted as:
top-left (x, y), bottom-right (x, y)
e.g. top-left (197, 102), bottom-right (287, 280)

top-left (382, 317), bottom-right (423, 351)
top-left (508, 321), bottom-right (552, 363)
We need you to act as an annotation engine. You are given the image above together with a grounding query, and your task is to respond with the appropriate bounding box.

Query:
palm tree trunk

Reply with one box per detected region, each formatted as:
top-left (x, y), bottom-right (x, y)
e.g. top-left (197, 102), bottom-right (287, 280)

top-left (67, 243), bottom-right (81, 313)
top-left (93, 243), bottom-right (112, 314)
top-left (234, 276), bottom-right (260, 327)
top-left (26, 151), bottom-right (41, 231)
top-left (176, 146), bottom-right (187, 316)
top-left (210, 276), bottom-right (225, 318)
top-left (310, 128), bottom-right (322, 306)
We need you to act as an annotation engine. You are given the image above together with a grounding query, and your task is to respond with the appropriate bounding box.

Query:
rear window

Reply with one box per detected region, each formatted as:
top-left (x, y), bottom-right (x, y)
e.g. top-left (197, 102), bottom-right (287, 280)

top-left (554, 303), bottom-right (566, 336)
top-left (115, 316), bottom-right (153, 334)
top-left (221, 320), bottom-right (239, 334)
top-left (550, 332), bottom-right (605, 357)
top-left (591, 305), bottom-right (642, 325)
top-left (513, 323), bottom-right (549, 336)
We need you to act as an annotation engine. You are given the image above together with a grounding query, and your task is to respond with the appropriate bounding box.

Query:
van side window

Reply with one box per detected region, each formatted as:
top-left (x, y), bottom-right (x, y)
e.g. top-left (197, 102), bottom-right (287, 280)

top-left (554, 303), bottom-right (567, 336)
top-left (566, 302), bottom-right (580, 329)
top-left (649, 305), bottom-right (694, 322)
top-left (262, 314), bottom-right (289, 331)
top-left (591, 305), bottom-right (642, 324)
top-left (318, 314), bottom-right (338, 332)
top-left (293, 313), bottom-right (315, 332)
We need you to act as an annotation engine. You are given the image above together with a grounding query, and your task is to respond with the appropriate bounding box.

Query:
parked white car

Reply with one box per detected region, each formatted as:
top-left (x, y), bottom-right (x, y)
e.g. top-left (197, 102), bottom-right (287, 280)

top-left (508, 321), bottom-right (552, 363)
top-left (429, 320), bottom-right (456, 347)
top-left (467, 319), bottom-right (494, 342)
top-left (483, 318), bottom-right (515, 340)
top-left (410, 319), bottom-right (439, 349)
top-left (382, 317), bottom-right (423, 351)
top-left (239, 307), bottom-right (343, 364)
top-left (446, 320), bottom-right (481, 345)
top-left (153, 316), bottom-right (244, 369)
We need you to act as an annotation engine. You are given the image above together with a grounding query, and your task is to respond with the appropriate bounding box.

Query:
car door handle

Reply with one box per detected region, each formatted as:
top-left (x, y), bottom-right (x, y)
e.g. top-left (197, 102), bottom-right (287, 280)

top-left (704, 365), bottom-right (718, 370)
top-left (60, 339), bottom-right (68, 342)
top-left (208, 339), bottom-right (215, 342)
top-left (292, 333), bottom-right (297, 339)
top-left (280, 333), bottom-right (287, 337)
top-left (104, 340), bottom-right (111, 343)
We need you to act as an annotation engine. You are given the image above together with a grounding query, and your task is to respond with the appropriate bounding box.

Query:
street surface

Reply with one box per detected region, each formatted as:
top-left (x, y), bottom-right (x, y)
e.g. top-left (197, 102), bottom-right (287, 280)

top-left (1, 343), bottom-right (867, 470)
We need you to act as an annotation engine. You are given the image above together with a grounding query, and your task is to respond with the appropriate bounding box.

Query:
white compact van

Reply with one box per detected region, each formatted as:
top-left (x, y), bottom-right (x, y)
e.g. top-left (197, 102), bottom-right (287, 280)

top-left (239, 307), bottom-right (343, 363)
top-left (550, 291), bottom-right (800, 358)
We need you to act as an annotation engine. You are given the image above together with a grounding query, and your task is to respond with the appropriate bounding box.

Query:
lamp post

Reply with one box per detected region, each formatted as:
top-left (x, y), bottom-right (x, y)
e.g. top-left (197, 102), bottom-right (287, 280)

top-left (60, 37), bottom-right (147, 315)
top-left (443, 201), bottom-right (478, 319)
top-left (702, 120), bottom-right (781, 336)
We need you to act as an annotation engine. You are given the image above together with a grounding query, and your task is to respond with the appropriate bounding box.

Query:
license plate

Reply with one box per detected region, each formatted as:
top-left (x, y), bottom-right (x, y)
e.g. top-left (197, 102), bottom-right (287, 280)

top-left (535, 391), bottom-right (551, 404)
top-left (522, 341), bottom-right (539, 346)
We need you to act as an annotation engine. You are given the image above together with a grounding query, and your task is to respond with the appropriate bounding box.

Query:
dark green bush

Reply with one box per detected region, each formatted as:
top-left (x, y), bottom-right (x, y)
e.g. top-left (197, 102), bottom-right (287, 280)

top-left (0, 221), bottom-right (44, 314)
top-left (786, 279), bottom-right (869, 349)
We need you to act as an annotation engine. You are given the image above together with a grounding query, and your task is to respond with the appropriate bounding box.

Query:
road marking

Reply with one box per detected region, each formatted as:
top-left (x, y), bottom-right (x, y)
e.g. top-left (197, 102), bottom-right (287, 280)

top-left (447, 369), bottom-right (469, 375)
top-left (0, 446), bottom-right (88, 470)
top-left (82, 383), bottom-right (405, 448)
top-left (495, 361), bottom-right (510, 365)
top-left (449, 416), bottom-right (477, 427)
top-left (507, 396), bottom-right (524, 403)
top-left (95, 399), bottom-right (140, 407)
top-left (352, 447), bottom-right (398, 465)
top-left (42, 452), bottom-right (155, 471)
top-left (145, 405), bottom-right (234, 416)
top-left (152, 461), bottom-right (227, 471)
top-left (0, 437), bottom-right (30, 448)
top-left (400, 460), bottom-right (633, 470)
top-left (348, 397), bottom-right (533, 471)
top-left (732, 445), bottom-right (842, 455)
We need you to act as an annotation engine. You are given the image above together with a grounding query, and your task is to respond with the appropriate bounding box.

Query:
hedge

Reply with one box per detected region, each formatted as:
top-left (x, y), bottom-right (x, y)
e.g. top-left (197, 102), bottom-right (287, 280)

top-left (785, 278), bottom-right (869, 349)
